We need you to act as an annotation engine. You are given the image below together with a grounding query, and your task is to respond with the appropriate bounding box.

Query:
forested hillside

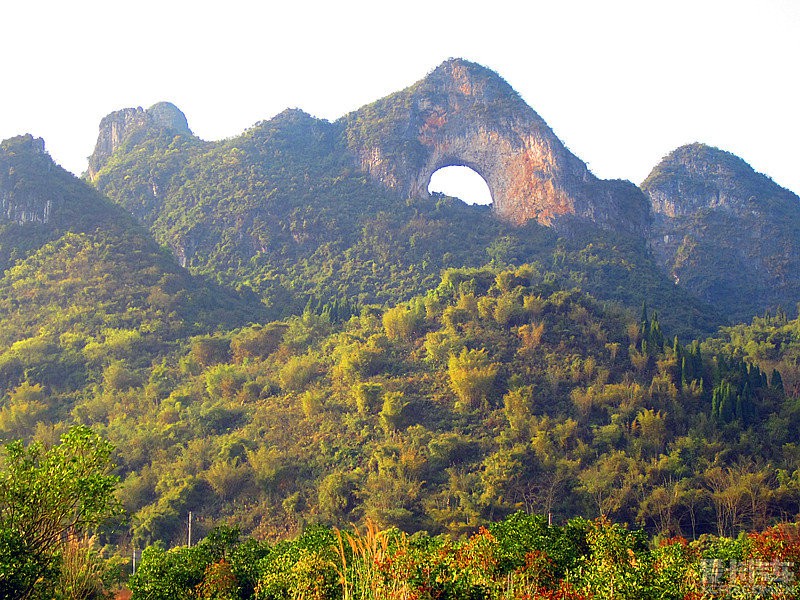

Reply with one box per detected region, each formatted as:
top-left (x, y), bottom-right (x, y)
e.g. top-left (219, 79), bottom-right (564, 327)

top-left (5, 259), bottom-right (800, 597)
top-left (2, 58), bottom-right (800, 599)
top-left (57, 266), bottom-right (798, 549)
top-left (89, 106), bottom-right (719, 338)
top-left (0, 135), bottom-right (263, 442)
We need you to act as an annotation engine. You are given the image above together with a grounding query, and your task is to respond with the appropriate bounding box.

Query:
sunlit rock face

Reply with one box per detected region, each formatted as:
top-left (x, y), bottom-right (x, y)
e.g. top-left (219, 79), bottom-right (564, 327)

top-left (341, 58), bottom-right (650, 236)
top-left (88, 102), bottom-right (191, 180)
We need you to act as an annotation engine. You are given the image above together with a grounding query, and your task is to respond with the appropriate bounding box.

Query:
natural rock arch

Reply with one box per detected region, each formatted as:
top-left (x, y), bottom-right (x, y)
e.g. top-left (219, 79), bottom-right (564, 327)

top-left (407, 132), bottom-right (553, 220)
top-left (428, 165), bottom-right (493, 205)
top-left (342, 58), bottom-right (649, 236)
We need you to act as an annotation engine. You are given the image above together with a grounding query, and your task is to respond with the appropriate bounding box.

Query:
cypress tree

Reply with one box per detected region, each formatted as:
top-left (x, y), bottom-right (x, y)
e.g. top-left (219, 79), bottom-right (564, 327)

top-left (738, 382), bottom-right (754, 425)
top-left (690, 341), bottom-right (703, 381)
top-left (771, 369), bottom-right (785, 394)
top-left (711, 386), bottom-right (721, 421)
top-left (719, 382), bottom-right (734, 423)
top-left (639, 302), bottom-right (649, 346)
top-left (748, 364), bottom-right (763, 390)
top-left (649, 312), bottom-right (664, 351)
top-left (681, 357), bottom-right (689, 390)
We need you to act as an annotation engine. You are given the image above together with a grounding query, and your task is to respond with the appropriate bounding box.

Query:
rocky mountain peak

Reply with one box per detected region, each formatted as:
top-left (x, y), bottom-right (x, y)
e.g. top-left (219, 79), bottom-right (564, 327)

top-left (87, 102), bottom-right (191, 180)
top-left (1, 133), bottom-right (47, 157)
top-left (341, 58), bottom-right (650, 236)
top-left (642, 142), bottom-right (789, 218)
top-left (1, 133), bottom-right (131, 241)
top-left (1, 135), bottom-right (59, 225)
top-left (146, 101), bottom-right (191, 132)
top-left (643, 142), bottom-right (800, 320)
top-left (422, 58), bottom-right (521, 101)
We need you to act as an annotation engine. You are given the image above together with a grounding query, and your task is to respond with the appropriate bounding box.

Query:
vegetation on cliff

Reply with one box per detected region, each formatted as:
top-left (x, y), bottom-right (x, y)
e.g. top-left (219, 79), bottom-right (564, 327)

top-left (643, 143), bottom-right (800, 322)
top-left (3, 58), bottom-right (800, 599)
top-left (89, 107), bottom-right (719, 337)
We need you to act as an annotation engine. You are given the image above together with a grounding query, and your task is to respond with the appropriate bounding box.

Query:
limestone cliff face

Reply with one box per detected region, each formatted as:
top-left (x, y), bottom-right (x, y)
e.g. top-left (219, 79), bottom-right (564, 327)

top-left (88, 102), bottom-right (191, 180)
top-left (0, 135), bottom-right (59, 225)
top-left (643, 143), bottom-right (800, 320)
top-left (340, 59), bottom-right (649, 236)
top-left (0, 133), bottom-right (142, 272)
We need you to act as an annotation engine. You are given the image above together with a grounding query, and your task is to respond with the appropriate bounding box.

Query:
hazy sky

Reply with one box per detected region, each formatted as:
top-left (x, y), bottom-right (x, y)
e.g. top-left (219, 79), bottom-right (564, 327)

top-left (2, 0), bottom-right (798, 201)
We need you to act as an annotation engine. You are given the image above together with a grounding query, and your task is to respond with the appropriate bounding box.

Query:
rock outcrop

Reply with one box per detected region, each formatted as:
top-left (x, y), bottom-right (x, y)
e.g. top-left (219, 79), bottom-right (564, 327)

top-left (84, 60), bottom-right (800, 324)
top-left (1, 135), bottom-right (58, 225)
top-left (643, 143), bottom-right (800, 320)
top-left (88, 102), bottom-right (191, 179)
top-left (340, 59), bottom-right (650, 236)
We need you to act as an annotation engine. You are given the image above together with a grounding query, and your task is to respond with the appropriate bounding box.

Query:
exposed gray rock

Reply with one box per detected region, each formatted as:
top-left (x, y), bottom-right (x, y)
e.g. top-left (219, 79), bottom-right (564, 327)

top-left (0, 135), bottom-right (59, 224)
top-left (642, 143), bottom-right (800, 319)
top-left (88, 102), bottom-right (191, 179)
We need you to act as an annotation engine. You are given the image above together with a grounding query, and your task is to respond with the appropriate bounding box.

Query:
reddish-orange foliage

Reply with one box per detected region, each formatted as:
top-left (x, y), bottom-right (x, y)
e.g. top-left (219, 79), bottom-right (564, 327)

top-left (514, 549), bottom-right (558, 590)
top-left (534, 581), bottom-right (591, 600)
top-left (196, 559), bottom-right (238, 599)
top-left (749, 523), bottom-right (800, 566)
top-left (660, 535), bottom-right (689, 547)
top-left (454, 527), bottom-right (499, 573)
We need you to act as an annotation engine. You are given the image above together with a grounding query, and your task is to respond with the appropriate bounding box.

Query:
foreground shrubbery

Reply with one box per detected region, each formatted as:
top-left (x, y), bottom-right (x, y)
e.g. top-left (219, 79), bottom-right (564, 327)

top-left (130, 513), bottom-right (800, 600)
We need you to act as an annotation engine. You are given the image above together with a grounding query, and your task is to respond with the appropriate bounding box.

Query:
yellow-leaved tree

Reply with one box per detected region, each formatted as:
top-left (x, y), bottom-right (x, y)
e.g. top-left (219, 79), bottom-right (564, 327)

top-left (447, 348), bottom-right (499, 412)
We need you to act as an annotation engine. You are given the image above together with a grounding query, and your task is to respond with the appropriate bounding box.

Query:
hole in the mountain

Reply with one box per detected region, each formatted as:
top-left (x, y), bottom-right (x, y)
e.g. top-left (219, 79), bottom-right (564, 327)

top-left (428, 166), bottom-right (493, 205)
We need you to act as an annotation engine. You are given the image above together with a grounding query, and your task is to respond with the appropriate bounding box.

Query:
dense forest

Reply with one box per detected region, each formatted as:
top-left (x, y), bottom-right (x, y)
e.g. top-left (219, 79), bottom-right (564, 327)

top-left (4, 260), bottom-right (800, 597)
top-left (3, 60), bottom-right (800, 598)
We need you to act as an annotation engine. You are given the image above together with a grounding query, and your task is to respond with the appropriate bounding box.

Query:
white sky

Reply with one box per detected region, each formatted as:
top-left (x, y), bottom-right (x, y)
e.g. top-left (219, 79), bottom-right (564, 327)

top-left (2, 0), bottom-right (798, 201)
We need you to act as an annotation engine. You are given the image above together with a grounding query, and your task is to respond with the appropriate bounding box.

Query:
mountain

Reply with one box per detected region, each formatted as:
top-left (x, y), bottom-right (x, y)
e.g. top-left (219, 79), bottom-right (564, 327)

top-left (0, 134), bottom-right (263, 396)
top-left (1, 134), bottom-right (119, 269)
top-left (87, 101), bottom-right (192, 179)
top-left (341, 58), bottom-right (650, 235)
top-left (87, 63), bottom-right (720, 338)
top-left (643, 143), bottom-right (800, 322)
top-left (4, 71), bottom-right (800, 561)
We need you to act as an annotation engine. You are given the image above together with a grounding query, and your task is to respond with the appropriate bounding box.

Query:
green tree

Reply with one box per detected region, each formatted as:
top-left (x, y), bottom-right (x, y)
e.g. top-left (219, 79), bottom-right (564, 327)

top-left (0, 425), bottom-right (120, 600)
top-left (230, 323), bottom-right (288, 363)
top-left (771, 368), bottom-right (785, 393)
top-left (382, 300), bottom-right (425, 342)
top-left (0, 382), bottom-right (49, 441)
top-left (352, 382), bottom-right (383, 416)
top-left (575, 518), bottom-right (652, 600)
top-left (379, 392), bottom-right (407, 432)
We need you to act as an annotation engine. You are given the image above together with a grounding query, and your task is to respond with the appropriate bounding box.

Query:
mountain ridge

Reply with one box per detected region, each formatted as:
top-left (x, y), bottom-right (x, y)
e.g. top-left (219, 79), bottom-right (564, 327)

top-left (80, 58), bottom-right (800, 325)
top-left (84, 100), bottom-right (721, 337)
top-left (339, 58), bottom-right (651, 236)
top-left (5, 63), bottom-right (800, 561)
top-left (0, 136), bottom-right (264, 389)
